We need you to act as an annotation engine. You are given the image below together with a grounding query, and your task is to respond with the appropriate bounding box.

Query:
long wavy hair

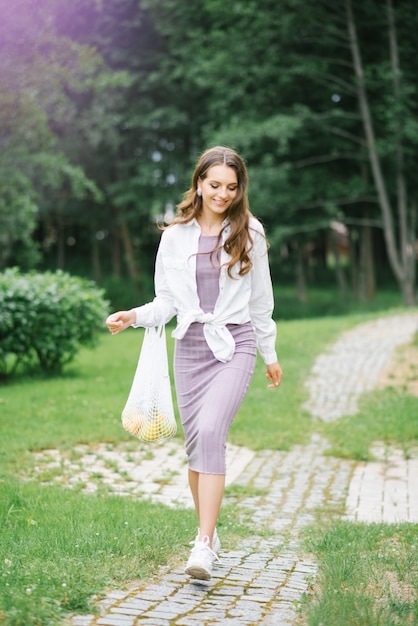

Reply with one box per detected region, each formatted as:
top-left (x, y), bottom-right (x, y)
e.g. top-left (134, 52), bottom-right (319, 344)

top-left (171, 146), bottom-right (254, 277)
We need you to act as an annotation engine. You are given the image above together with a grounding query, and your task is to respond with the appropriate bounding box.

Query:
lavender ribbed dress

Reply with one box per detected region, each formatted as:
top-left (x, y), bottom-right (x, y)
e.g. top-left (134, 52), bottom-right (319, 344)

top-left (173, 235), bottom-right (257, 474)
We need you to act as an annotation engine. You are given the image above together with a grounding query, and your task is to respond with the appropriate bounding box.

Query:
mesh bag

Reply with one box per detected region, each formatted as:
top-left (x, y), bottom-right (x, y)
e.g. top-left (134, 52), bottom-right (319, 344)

top-left (121, 325), bottom-right (177, 443)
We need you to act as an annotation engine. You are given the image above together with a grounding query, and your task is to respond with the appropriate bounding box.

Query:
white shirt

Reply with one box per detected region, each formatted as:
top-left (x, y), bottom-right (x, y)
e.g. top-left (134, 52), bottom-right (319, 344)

top-left (132, 216), bottom-right (278, 365)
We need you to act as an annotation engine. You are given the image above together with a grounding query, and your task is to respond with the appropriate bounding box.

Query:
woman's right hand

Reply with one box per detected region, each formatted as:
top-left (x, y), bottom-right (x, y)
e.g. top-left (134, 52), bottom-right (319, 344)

top-left (105, 310), bottom-right (136, 335)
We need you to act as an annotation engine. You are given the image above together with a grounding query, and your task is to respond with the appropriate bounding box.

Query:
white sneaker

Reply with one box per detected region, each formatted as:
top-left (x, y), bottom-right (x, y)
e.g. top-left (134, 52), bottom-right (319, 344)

top-left (185, 535), bottom-right (218, 580)
top-left (193, 527), bottom-right (221, 555)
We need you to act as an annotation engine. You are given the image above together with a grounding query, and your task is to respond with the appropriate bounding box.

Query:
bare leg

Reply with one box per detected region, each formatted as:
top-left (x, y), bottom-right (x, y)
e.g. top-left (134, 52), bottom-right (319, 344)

top-left (188, 468), bottom-right (200, 519)
top-left (184, 472), bottom-right (225, 579)
top-left (198, 473), bottom-right (225, 544)
top-left (196, 473), bottom-right (225, 548)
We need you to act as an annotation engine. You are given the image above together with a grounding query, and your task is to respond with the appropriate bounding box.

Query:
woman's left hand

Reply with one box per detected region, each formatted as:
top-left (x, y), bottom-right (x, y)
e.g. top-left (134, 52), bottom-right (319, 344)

top-left (266, 362), bottom-right (283, 388)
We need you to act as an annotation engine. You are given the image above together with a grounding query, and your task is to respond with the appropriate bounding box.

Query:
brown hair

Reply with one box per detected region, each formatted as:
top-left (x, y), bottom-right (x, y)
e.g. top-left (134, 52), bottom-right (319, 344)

top-left (171, 146), bottom-right (254, 277)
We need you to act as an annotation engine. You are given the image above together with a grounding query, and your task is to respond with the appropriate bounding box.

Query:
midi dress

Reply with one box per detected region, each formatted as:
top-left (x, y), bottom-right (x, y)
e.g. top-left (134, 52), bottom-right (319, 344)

top-left (174, 235), bottom-right (257, 475)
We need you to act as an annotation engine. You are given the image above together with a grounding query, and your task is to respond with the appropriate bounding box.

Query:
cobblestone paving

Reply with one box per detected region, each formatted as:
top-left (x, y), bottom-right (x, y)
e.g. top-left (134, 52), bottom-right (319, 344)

top-left (32, 441), bottom-right (255, 509)
top-left (304, 314), bottom-right (417, 421)
top-left (64, 313), bottom-right (417, 626)
top-left (67, 437), bottom-right (353, 626)
top-left (344, 441), bottom-right (418, 523)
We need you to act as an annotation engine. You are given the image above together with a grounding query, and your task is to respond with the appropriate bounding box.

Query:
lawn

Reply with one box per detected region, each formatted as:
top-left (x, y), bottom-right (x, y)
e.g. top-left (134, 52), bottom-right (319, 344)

top-left (0, 307), bottom-right (417, 625)
top-left (302, 521), bottom-right (418, 626)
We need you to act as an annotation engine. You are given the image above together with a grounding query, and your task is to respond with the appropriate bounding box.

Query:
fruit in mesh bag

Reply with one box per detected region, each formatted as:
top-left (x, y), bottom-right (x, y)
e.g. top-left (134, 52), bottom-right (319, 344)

top-left (122, 408), bottom-right (145, 436)
top-left (139, 413), bottom-right (170, 442)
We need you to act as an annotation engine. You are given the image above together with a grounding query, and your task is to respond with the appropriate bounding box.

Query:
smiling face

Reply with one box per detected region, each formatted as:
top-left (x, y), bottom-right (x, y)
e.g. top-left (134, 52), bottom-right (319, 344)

top-left (198, 164), bottom-right (238, 221)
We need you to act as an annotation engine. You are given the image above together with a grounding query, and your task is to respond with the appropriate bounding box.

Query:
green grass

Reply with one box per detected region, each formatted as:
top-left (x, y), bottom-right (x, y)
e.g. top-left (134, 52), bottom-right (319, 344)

top-left (0, 480), bottom-right (193, 624)
top-left (273, 285), bottom-right (403, 320)
top-left (0, 307), bottom-right (416, 625)
top-left (320, 387), bottom-right (418, 461)
top-left (301, 521), bottom-right (418, 625)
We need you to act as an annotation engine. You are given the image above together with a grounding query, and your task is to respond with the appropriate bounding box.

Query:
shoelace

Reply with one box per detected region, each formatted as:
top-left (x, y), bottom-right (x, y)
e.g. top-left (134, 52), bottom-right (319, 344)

top-left (190, 535), bottom-right (220, 561)
top-left (190, 528), bottom-right (219, 545)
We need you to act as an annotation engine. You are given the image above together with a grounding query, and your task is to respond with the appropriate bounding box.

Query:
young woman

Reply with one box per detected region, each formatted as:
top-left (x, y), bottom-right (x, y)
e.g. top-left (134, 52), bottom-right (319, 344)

top-left (106, 146), bottom-right (282, 580)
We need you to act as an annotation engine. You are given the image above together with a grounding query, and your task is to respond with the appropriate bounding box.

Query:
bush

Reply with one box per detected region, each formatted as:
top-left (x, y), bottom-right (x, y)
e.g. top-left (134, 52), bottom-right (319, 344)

top-left (0, 268), bottom-right (109, 376)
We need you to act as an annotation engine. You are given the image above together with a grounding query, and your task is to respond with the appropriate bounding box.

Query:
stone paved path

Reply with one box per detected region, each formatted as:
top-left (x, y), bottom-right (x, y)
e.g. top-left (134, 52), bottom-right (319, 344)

top-left (344, 440), bottom-right (418, 524)
top-left (33, 441), bottom-right (255, 510)
top-left (67, 436), bottom-right (352, 626)
top-left (63, 313), bottom-right (417, 626)
top-left (304, 314), bottom-right (417, 421)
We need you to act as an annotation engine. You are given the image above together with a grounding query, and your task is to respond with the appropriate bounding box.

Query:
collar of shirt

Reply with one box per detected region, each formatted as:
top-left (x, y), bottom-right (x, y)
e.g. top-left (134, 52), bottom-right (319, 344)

top-left (183, 217), bottom-right (231, 238)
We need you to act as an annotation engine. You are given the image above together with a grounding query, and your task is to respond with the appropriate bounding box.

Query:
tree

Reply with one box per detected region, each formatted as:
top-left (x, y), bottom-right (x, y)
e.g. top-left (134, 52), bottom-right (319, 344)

top-left (346, 0), bottom-right (417, 304)
top-left (53, 0), bottom-right (201, 295)
top-left (183, 0), bottom-right (418, 304)
top-left (2, 0), bottom-right (416, 307)
top-left (0, 0), bottom-right (104, 269)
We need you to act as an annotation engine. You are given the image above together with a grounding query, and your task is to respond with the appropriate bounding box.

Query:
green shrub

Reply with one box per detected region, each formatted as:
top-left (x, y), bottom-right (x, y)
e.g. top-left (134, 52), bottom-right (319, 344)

top-left (0, 268), bottom-right (109, 376)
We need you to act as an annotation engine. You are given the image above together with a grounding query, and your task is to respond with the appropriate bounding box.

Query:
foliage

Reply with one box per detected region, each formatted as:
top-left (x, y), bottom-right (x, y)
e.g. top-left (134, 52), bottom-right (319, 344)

top-left (0, 176), bottom-right (40, 269)
top-left (0, 0), bottom-right (116, 269)
top-left (135, 0), bottom-right (418, 304)
top-left (0, 0), bottom-right (417, 304)
top-left (0, 268), bottom-right (109, 375)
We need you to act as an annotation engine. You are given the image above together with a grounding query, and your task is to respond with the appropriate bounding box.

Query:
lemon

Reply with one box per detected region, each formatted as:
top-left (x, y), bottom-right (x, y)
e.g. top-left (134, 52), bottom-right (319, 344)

top-left (139, 414), bottom-right (160, 441)
top-left (122, 410), bottom-right (145, 436)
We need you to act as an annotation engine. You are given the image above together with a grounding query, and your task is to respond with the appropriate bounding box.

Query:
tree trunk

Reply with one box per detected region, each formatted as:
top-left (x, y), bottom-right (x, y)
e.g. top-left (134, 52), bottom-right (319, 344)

top-left (56, 215), bottom-right (65, 270)
top-left (118, 214), bottom-right (141, 295)
top-left (348, 229), bottom-right (359, 297)
top-left (329, 230), bottom-right (348, 298)
top-left (91, 236), bottom-right (102, 285)
top-left (345, 0), bottom-right (416, 305)
top-left (387, 0), bottom-right (408, 268)
top-left (111, 229), bottom-right (122, 278)
top-left (295, 242), bottom-right (309, 303)
top-left (358, 224), bottom-right (375, 301)
top-left (387, 0), bottom-right (416, 305)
